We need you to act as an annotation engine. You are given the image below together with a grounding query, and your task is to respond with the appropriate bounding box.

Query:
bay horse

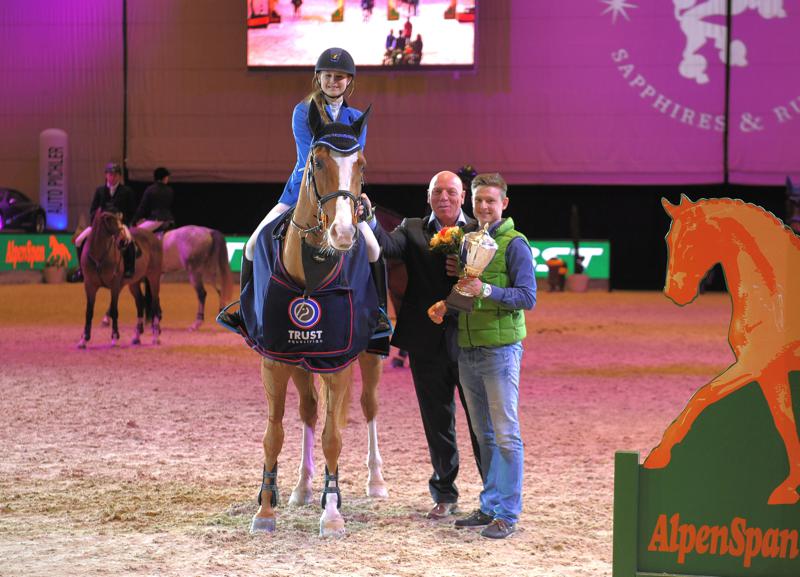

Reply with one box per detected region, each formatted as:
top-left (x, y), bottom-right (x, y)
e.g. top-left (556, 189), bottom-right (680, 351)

top-left (78, 210), bottom-right (163, 349)
top-left (103, 225), bottom-right (233, 331)
top-left (644, 196), bottom-right (800, 505)
top-left (238, 103), bottom-right (380, 535)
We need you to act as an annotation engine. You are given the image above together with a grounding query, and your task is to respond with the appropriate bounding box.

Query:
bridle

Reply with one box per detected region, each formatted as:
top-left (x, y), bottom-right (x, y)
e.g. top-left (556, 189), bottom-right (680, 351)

top-left (290, 148), bottom-right (360, 238)
top-left (87, 212), bottom-right (124, 271)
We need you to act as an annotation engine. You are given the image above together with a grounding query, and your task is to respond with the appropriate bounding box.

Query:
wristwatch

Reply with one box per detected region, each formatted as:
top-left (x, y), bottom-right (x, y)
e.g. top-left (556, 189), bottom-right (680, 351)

top-left (480, 283), bottom-right (492, 299)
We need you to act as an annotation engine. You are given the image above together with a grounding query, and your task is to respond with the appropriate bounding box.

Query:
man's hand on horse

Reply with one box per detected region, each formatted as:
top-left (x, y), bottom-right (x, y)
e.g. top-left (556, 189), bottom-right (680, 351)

top-left (358, 193), bottom-right (375, 223)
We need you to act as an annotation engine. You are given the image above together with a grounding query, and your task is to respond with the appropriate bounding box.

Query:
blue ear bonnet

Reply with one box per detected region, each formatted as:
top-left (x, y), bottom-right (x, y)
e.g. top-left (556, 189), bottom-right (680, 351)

top-left (311, 121), bottom-right (361, 154)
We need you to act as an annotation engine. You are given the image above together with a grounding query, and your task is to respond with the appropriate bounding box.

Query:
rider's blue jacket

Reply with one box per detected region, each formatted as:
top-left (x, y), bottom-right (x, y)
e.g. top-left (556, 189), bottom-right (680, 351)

top-left (277, 99), bottom-right (367, 206)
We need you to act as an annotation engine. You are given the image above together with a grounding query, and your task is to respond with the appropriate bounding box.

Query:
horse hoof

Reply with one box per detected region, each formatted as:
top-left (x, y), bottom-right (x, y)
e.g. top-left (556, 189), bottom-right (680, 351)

top-left (366, 482), bottom-right (389, 499)
top-left (250, 515), bottom-right (276, 533)
top-left (319, 516), bottom-right (345, 538)
top-left (152, 337), bottom-right (160, 346)
top-left (101, 315), bottom-right (110, 326)
top-left (111, 339), bottom-right (118, 348)
top-left (188, 321), bottom-right (202, 332)
top-left (132, 337), bottom-right (141, 345)
top-left (77, 340), bottom-right (87, 349)
top-left (288, 486), bottom-right (313, 507)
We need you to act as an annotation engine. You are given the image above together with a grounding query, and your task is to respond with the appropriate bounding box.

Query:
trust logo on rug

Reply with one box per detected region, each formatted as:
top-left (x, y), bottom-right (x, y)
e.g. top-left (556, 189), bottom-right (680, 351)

top-left (289, 297), bottom-right (321, 329)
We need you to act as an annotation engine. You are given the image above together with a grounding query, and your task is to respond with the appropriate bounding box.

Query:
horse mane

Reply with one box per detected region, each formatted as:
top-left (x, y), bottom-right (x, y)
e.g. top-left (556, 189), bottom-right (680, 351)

top-left (688, 197), bottom-right (800, 251)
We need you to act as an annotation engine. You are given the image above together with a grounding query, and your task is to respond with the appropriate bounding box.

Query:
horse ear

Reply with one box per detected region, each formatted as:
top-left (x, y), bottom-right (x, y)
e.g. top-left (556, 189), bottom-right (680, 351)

top-left (662, 197), bottom-right (677, 217)
top-left (350, 105), bottom-right (372, 139)
top-left (787, 176), bottom-right (796, 192)
top-left (679, 193), bottom-right (694, 207)
top-left (308, 102), bottom-right (325, 140)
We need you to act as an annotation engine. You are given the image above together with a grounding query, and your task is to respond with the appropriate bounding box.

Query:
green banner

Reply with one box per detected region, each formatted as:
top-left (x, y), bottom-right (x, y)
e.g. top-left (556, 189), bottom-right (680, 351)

top-left (1, 233), bottom-right (78, 271)
top-left (1, 234), bottom-right (611, 279)
top-left (529, 240), bottom-right (610, 280)
top-left (222, 237), bottom-right (611, 278)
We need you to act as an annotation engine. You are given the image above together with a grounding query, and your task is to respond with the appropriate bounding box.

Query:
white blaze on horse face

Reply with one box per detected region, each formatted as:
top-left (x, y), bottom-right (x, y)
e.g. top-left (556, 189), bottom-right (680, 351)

top-left (327, 151), bottom-right (358, 250)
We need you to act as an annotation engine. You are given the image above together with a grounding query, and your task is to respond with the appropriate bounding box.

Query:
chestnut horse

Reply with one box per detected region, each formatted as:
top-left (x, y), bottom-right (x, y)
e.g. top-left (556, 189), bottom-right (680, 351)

top-left (78, 211), bottom-right (163, 349)
top-left (645, 196), bottom-right (800, 505)
top-left (240, 104), bottom-right (379, 535)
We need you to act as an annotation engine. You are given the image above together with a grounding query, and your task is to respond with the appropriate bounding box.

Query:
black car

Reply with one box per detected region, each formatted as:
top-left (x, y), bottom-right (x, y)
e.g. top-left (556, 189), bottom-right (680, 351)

top-left (0, 188), bottom-right (46, 233)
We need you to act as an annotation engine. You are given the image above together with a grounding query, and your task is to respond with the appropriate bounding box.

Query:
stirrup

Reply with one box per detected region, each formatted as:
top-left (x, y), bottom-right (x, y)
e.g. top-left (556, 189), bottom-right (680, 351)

top-left (257, 464), bottom-right (279, 508)
top-left (321, 466), bottom-right (342, 510)
top-left (372, 307), bottom-right (393, 339)
top-left (216, 300), bottom-right (243, 335)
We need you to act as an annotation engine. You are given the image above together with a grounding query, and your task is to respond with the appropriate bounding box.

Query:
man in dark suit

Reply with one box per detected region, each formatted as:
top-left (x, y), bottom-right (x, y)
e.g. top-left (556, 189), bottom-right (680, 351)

top-left (364, 170), bottom-right (482, 520)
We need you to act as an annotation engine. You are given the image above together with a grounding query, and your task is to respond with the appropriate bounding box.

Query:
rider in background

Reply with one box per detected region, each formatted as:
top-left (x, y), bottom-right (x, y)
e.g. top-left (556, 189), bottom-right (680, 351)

top-left (73, 162), bottom-right (137, 279)
top-left (133, 166), bottom-right (175, 233)
top-left (225, 47), bottom-right (391, 339)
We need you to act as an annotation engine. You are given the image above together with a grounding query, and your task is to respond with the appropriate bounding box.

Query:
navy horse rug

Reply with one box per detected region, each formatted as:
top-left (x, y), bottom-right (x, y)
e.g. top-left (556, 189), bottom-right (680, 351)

top-left (238, 211), bottom-right (378, 373)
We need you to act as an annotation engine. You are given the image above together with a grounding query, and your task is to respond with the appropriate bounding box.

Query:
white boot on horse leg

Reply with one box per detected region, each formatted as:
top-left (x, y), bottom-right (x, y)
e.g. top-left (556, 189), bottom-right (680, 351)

top-left (289, 423), bottom-right (315, 506)
top-left (319, 492), bottom-right (345, 537)
top-left (132, 318), bottom-right (144, 345)
top-left (366, 419), bottom-right (388, 498)
top-left (151, 318), bottom-right (161, 346)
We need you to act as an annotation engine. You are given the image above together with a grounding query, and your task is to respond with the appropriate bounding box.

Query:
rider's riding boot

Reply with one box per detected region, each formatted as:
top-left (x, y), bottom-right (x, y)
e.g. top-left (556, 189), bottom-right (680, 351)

top-left (370, 258), bottom-right (392, 338)
top-left (216, 255), bottom-right (252, 335)
top-left (72, 242), bottom-right (84, 282)
top-left (123, 242), bottom-right (136, 278)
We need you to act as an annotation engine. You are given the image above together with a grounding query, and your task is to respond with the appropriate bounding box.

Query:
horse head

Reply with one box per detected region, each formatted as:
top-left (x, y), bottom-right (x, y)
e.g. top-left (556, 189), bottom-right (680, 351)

top-left (662, 195), bottom-right (721, 305)
top-left (297, 102), bottom-right (372, 254)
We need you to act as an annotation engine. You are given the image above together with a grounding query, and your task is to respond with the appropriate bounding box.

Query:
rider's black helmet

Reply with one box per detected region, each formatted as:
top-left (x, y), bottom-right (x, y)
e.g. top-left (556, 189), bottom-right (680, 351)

top-left (154, 167), bottom-right (170, 181)
top-left (315, 48), bottom-right (356, 77)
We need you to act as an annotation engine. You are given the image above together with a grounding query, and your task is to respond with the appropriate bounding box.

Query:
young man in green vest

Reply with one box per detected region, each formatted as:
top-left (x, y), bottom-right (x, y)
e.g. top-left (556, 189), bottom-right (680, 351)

top-left (442, 172), bottom-right (536, 539)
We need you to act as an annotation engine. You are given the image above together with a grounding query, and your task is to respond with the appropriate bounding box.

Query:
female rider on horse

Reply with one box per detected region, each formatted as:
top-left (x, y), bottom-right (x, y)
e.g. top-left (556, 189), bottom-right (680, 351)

top-left (221, 47), bottom-right (391, 343)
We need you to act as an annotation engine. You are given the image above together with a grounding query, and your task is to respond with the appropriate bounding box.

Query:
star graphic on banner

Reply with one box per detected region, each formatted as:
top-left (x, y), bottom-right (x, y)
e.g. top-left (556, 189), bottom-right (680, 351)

top-left (600, 0), bottom-right (637, 24)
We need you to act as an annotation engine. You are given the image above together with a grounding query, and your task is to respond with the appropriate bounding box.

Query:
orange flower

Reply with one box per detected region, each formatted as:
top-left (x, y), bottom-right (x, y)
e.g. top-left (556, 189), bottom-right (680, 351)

top-left (429, 226), bottom-right (464, 254)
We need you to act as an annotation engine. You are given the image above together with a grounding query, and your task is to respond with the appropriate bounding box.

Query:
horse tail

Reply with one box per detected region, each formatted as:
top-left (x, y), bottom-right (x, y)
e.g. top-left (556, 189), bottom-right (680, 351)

top-left (211, 229), bottom-right (234, 306)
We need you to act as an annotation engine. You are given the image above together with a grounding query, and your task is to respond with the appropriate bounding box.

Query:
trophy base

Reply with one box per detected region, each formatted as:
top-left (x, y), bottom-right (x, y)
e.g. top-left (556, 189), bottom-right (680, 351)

top-left (445, 290), bottom-right (474, 313)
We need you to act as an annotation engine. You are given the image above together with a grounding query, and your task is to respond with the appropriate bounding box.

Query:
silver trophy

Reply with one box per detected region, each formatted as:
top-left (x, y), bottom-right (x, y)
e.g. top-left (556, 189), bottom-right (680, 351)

top-left (446, 224), bottom-right (498, 312)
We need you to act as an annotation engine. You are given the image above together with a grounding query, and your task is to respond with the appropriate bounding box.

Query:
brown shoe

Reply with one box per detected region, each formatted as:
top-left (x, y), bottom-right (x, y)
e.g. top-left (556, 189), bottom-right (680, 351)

top-left (480, 518), bottom-right (516, 539)
top-left (426, 502), bottom-right (458, 520)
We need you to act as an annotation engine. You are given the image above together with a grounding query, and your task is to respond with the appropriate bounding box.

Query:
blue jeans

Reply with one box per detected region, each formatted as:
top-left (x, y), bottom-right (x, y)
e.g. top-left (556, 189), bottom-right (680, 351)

top-left (458, 342), bottom-right (524, 524)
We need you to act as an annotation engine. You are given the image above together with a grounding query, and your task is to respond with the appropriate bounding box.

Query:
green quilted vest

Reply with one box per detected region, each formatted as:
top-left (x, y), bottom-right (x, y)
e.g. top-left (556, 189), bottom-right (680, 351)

top-left (458, 218), bottom-right (528, 348)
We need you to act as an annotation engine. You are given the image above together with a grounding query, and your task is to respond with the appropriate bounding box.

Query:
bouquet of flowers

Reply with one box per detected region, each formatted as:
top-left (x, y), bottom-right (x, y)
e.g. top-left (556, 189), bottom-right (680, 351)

top-left (429, 226), bottom-right (464, 255)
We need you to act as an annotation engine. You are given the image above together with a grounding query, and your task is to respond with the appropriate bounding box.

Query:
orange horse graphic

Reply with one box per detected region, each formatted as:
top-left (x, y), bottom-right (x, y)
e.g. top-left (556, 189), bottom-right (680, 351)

top-left (48, 235), bottom-right (72, 266)
top-left (644, 196), bottom-right (800, 505)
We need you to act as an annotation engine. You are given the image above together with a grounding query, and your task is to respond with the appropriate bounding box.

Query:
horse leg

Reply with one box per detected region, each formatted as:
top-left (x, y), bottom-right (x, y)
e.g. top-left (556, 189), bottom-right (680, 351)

top-left (147, 274), bottom-right (162, 345)
top-left (129, 282), bottom-right (144, 345)
top-left (318, 366), bottom-right (352, 537)
top-left (109, 285), bottom-right (121, 346)
top-left (188, 270), bottom-right (206, 332)
top-left (760, 357), bottom-right (800, 505)
top-left (78, 284), bottom-right (97, 349)
top-left (358, 352), bottom-right (388, 498)
top-left (251, 358), bottom-right (292, 533)
top-left (644, 362), bottom-right (756, 469)
top-left (289, 369), bottom-right (317, 506)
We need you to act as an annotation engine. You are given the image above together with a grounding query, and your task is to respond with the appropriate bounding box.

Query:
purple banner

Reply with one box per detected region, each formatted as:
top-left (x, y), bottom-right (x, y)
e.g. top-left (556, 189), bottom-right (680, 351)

top-left (521, 1), bottom-right (799, 185)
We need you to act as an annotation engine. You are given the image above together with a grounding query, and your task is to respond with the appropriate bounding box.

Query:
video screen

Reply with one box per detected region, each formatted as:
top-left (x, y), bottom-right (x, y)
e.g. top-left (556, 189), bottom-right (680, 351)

top-left (247, 0), bottom-right (476, 69)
